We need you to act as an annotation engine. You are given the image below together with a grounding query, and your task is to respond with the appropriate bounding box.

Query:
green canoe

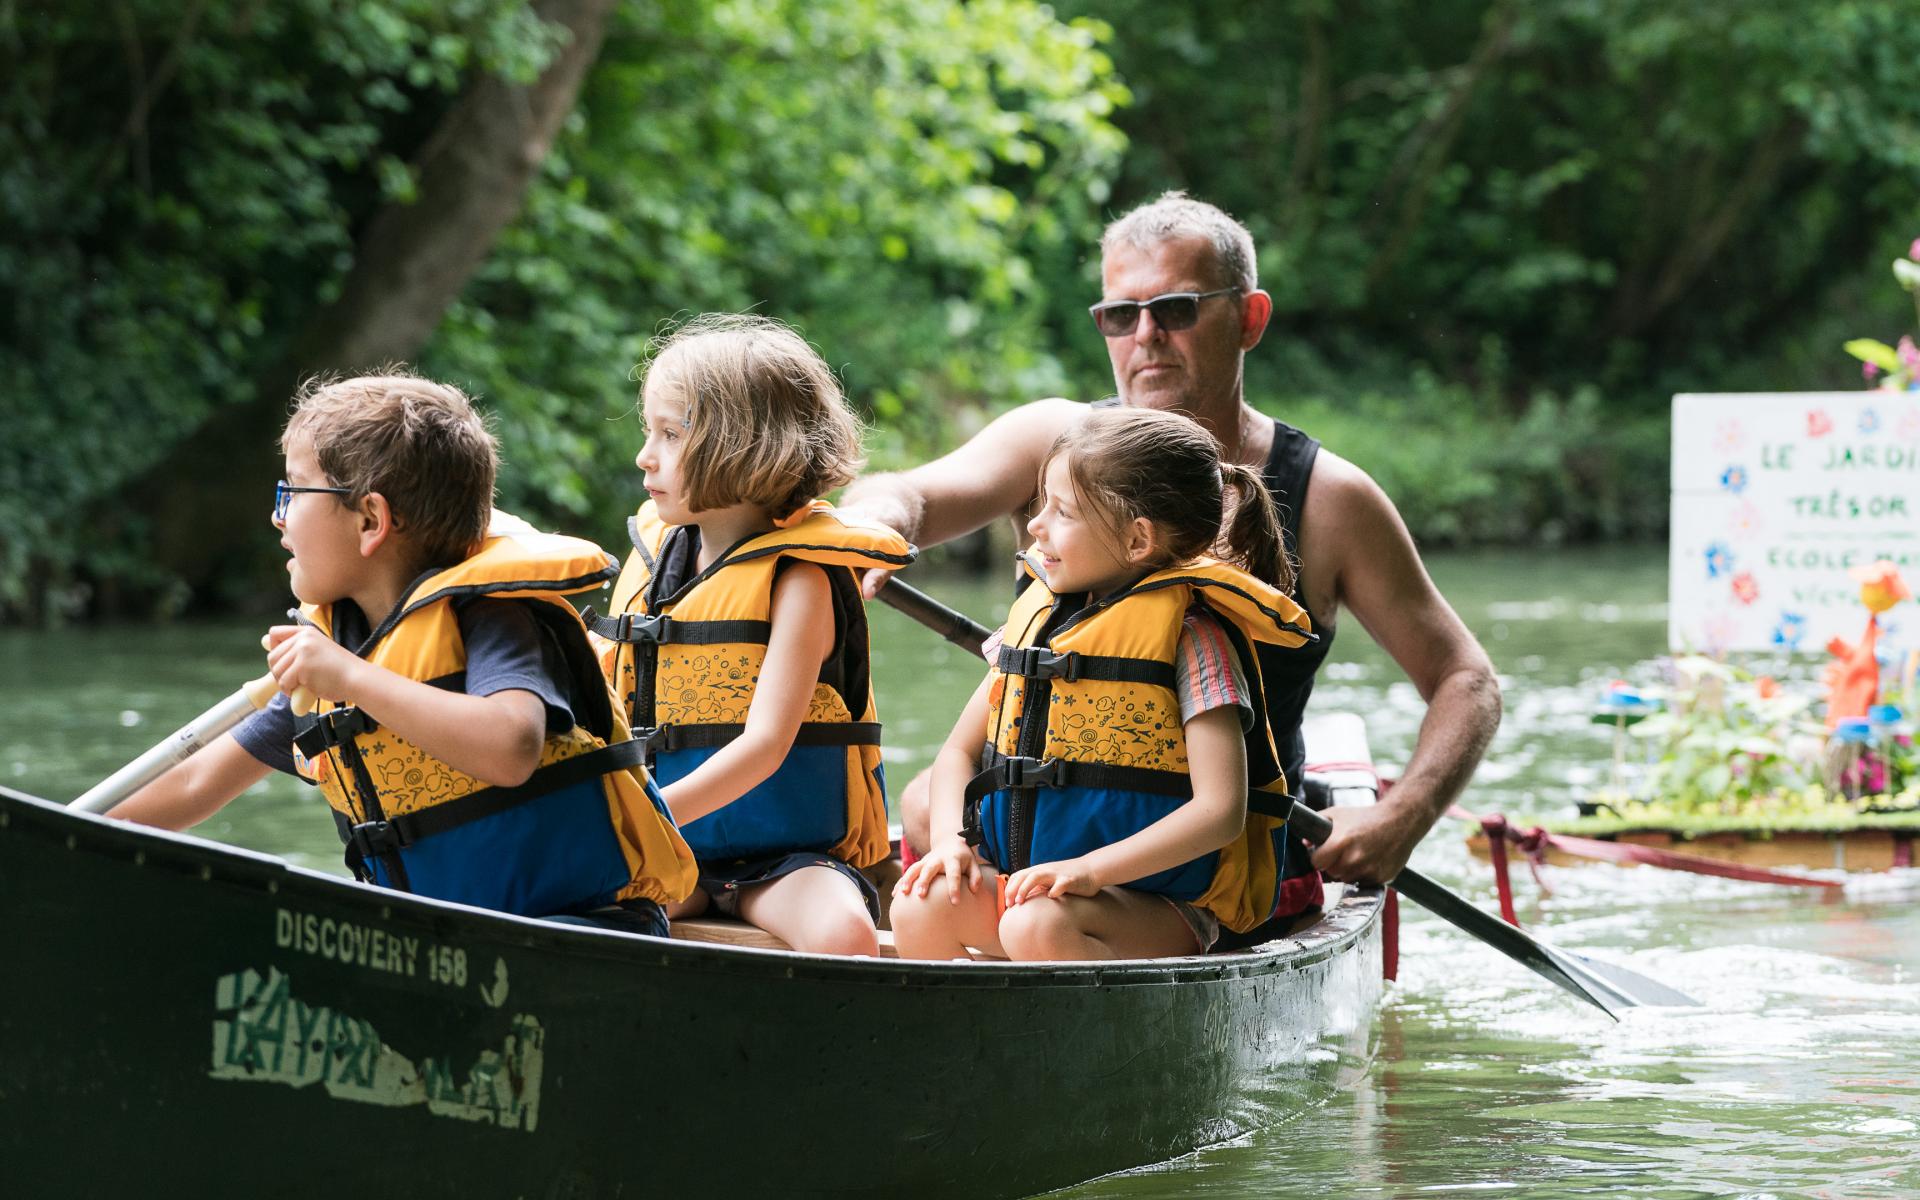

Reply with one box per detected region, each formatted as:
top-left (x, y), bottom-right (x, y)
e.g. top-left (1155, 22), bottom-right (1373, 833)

top-left (0, 716), bottom-right (1384, 1198)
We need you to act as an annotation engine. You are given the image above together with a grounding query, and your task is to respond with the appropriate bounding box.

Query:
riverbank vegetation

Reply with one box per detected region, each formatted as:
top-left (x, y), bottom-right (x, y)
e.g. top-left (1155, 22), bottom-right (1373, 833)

top-left (5, 0), bottom-right (1919, 620)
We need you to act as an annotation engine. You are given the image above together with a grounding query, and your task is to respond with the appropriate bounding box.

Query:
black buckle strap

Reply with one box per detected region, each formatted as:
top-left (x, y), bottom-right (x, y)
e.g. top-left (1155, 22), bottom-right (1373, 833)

top-left (997, 646), bottom-right (1081, 682)
top-left (632, 724), bottom-right (738, 755)
top-left (1000, 756), bottom-right (1066, 788)
top-left (585, 607), bottom-right (773, 648)
top-left (965, 755), bottom-right (1066, 806)
top-left (292, 706), bottom-right (377, 761)
top-left (961, 755), bottom-right (1064, 849)
top-left (585, 608), bottom-right (670, 644)
top-left (633, 721), bottom-right (883, 756)
top-left (994, 645), bottom-right (1176, 689)
top-left (347, 818), bottom-right (404, 860)
top-left (965, 752), bottom-right (1192, 811)
top-left (332, 740), bottom-right (655, 855)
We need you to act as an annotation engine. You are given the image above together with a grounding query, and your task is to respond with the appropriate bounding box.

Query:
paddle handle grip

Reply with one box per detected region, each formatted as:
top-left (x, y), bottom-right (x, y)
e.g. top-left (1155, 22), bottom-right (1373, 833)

top-left (69, 675), bottom-right (284, 814)
top-left (877, 578), bottom-right (994, 656)
top-left (1284, 799), bottom-right (1334, 846)
top-left (258, 630), bottom-right (318, 716)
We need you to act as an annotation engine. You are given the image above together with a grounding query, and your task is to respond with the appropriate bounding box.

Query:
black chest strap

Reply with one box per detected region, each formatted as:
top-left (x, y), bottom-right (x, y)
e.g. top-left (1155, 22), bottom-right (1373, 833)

top-left (584, 608), bottom-right (771, 648)
top-left (332, 738), bottom-right (652, 865)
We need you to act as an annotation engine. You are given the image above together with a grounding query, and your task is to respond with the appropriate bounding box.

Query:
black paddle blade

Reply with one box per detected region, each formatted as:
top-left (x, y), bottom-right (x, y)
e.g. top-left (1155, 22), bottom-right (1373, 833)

top-left (1389, 869), bottom-right (1698, 1019)
top-left (1541, 940), bottom-right (1701, 1010)
top-left (1288, 800), bottom-right (1700, 1019)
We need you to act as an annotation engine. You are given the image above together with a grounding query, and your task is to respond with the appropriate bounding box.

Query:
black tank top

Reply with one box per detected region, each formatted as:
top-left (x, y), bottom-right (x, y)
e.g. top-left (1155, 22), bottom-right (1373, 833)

top-left (1259, 418), bottom-right (1332, 793)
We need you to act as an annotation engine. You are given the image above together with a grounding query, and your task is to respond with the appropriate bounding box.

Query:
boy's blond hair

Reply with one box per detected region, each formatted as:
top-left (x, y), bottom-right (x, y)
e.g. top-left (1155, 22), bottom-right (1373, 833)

top-left (642, 313), bottom-right (863, 518)
top-left (283, 371), bottom-right (497, 570)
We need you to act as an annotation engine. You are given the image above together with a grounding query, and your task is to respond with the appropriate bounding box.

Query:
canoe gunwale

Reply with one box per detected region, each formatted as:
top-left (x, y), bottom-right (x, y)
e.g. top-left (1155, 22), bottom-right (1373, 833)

top-left (2, 784), bottom-right (1381, 988)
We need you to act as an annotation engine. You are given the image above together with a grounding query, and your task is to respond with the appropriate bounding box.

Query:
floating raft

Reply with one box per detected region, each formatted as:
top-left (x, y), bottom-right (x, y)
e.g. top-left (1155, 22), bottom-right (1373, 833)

top-left (1466, 810), bottom-right (1920, 873)
top-left (0, 715), bottom-right (1386, 1198)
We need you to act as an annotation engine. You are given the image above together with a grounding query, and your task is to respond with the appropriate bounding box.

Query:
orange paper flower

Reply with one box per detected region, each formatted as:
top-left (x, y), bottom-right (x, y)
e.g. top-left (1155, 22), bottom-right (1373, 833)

top-left (1825, 620), bottom-right (1881, 727)
top-left (1849, 560), bottom-right (1912, 615)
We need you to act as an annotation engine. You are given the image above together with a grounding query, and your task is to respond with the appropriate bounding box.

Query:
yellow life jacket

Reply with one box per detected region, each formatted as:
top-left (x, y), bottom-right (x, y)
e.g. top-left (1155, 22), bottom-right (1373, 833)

top-left (590, 501), bottom-right (914, 869)
top-left (291, 517), bottom-right (697, 917)
top-left (968, 550), bottom-right (1314, 933)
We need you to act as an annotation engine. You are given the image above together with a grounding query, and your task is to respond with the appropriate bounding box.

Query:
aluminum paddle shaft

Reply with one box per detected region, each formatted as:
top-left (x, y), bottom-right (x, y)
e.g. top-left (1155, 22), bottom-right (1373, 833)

top-left (70, 675), bottom-right (282, 814)
top-left (71, 633), bottom-right (317, 816)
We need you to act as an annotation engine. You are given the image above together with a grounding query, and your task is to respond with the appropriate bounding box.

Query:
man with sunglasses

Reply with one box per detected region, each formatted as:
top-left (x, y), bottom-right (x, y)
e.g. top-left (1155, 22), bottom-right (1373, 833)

top-left (843, 191), bottom-right (1500, 902)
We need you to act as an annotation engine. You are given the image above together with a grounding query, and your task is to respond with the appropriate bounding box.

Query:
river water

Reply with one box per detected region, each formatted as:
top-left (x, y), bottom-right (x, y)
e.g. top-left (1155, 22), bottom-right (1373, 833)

top-left (4, 546), bottom-right (1916, 1196)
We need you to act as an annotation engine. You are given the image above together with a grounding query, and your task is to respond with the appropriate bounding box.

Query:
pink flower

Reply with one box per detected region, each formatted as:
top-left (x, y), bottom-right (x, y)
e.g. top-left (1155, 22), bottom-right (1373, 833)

top-left (1903, 336), bottom-right (1920, 374)
top-left (1866, 361), bottom-right (1883, 381)
top-left (1807, 409), bottom-right (1834, 437)
top-left (1909, 237), bottom-right (1920, 262)
top-left (1731, 571), bottom-right (1760, 605)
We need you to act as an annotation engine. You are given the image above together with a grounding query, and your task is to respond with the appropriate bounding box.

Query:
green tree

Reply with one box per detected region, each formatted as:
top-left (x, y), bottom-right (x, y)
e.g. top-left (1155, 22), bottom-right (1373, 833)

top-left (0, 0), bottom-right (1125, 619)
top-left (1, 0), bottom-right (593, 618)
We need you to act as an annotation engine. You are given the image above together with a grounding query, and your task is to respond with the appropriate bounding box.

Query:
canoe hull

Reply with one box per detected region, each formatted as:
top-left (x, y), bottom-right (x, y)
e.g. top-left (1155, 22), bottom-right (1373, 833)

top-left (1, 785), bottom-right (1381, 1198)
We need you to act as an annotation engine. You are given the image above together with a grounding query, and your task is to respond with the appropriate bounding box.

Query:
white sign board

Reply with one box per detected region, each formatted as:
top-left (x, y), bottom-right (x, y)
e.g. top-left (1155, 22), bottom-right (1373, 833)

top-left (1670, 392), bottom-right (1920, 655)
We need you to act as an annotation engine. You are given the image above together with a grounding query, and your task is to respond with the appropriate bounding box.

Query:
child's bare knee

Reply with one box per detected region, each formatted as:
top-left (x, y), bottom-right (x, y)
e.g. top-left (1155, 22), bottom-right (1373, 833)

top-left (889, 890), bottom-right (935, 935)
top-left (801, 907), bottom-right (878, 957)
top-left (998, 898), bottom-right (1078, 958)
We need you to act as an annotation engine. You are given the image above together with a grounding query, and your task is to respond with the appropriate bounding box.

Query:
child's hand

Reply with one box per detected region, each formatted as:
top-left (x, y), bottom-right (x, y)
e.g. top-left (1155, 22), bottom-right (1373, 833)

top-left (895, 833), bottom-right (981, 905)
top-left (264, 625), bottom-right (364, 705)
top-left (1004, 857), bottom-right (1102, 905)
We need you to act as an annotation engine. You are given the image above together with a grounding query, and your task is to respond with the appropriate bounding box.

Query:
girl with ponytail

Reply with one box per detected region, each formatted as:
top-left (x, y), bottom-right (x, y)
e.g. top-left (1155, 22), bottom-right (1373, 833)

top-left (892, 408), bottom-right (1315, 961)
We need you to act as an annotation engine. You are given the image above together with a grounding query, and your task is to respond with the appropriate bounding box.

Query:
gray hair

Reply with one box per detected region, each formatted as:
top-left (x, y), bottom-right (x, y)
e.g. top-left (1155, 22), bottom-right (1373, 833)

top-left (1100, 191), bottom-right (1257, 293)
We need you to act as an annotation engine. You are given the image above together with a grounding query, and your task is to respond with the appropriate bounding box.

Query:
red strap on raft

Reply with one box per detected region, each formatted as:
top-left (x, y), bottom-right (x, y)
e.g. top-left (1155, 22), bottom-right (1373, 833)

top-left (1453, 806), bottom-right (1843, 911)
top-left (1480, 813), bottom-right (1524, 925)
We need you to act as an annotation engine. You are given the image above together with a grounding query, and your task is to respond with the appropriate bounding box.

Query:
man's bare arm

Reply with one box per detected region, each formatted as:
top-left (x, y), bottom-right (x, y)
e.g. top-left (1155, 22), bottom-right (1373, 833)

top-left (841, 398), bottom-right (1082, 594)
top-left (1305, 456), bottom-right (1502, 883)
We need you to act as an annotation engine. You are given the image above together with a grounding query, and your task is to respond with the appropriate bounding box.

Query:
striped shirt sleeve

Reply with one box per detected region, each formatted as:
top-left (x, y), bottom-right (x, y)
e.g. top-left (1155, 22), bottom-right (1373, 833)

top-left (1175, 606), bottom-right (1253, 730)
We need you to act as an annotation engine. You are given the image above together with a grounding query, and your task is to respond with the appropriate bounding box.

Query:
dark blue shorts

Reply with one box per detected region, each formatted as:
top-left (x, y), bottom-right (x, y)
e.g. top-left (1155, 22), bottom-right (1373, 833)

top-left (696, 851), bottom-right (880, 923)
top-left (539, 897), bottom-right (671, 939)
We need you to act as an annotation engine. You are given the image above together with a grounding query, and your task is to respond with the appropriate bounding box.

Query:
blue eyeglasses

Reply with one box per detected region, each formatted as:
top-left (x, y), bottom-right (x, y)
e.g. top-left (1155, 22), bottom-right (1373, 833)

top-left (273, 479), bottom-right (352, 523)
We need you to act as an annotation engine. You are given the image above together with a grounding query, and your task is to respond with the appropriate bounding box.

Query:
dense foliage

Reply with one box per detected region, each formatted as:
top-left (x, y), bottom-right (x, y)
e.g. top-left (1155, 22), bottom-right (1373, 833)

top-left (5, 0), bottom-right (1920, 619)
top-left (1049, 0), bottom-right (1920, 544)
top-left (432, 0), bottom-right (1125, 553)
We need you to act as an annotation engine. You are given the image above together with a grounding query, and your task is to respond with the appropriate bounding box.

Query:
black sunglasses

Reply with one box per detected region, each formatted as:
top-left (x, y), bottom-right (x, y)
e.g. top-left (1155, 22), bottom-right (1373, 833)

top-left (1088, 287), bottom-right (1241, 338)
top-left (273, 479), bottom-right (352, 523)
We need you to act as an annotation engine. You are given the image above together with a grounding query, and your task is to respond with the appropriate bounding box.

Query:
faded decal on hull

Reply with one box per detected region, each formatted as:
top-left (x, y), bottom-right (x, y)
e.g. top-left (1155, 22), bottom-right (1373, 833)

top-left (210, 966), bottom-right (543, 1131)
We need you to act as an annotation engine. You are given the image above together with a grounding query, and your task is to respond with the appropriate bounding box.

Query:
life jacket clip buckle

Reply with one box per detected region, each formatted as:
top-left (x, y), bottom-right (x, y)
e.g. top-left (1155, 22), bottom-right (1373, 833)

top-left (617, 612), bottom-right (670, 644)
top-left (345, 819), bottom-right (404, 859)
top-left (1000, 755), bottom-right (1065, 790)
top-left (1004, 647), bottom-right (1081, 682)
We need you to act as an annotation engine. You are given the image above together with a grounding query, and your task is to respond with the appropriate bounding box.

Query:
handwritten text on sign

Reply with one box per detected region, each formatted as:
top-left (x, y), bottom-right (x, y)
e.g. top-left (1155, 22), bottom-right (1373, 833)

top-left (1669, 392), bottom-right (1920, 655)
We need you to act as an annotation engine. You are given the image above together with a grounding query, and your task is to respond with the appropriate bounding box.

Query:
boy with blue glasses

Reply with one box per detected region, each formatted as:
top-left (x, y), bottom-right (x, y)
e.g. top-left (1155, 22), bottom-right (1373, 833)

top-left (109, 372), bottom-right (695, 930)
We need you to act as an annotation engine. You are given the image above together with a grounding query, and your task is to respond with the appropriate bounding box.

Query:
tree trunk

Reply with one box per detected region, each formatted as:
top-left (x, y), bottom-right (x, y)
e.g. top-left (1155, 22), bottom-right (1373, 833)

top-left (128, 0), bottom-right (615, 613)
